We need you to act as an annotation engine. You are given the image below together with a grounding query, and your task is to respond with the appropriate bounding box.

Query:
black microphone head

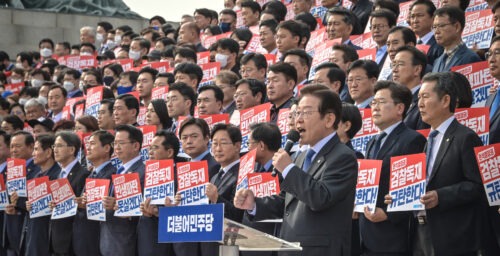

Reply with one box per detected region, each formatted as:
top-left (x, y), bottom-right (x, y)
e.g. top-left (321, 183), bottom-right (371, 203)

top-left (286, 130), bottom-right (300, 143)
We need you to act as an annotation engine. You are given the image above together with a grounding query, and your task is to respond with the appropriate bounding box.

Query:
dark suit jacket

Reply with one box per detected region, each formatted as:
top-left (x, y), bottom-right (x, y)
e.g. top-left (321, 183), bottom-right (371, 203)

top-left (347, 40), bottom-right (362, 50)
top-left (359, 122), bottom-right (426, 254)
top-left (486, 91), bottom-right (500, 144)
top-left (425, 119), bottom-right (484, 255)
top-left (5, 160), bottom-right (40, 255)
top-left (253, 135), bottom-right (357, 256)
top-left (425, 35), bottom-right (444, 66)
top-left (432, 43), bottom-right (481, 72)
top-left (350, 0), bottom-right (373, 31)
top-left (203, 153), bottom-right (221, 180)
top-left (73, 162), bottom-right (115, 256)
top-left (50, 161), bottom-right (88, 254)
top-left (223, 101), bottom-right (237, 116)
top-left (100, 159), bottom-right (144, 256)
top-left (25, 163), bottom-right (61, 256)
top-left (404, 89), bottom-right (430, 130)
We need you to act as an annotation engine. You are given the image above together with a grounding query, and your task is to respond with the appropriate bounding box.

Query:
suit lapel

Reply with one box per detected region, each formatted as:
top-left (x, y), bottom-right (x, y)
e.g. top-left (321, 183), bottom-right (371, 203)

top-left (445, 45), bottom-right (465, 70)
top-left (428, 120), bottom-right (456, 182)
top-left (217, 164), bottom-right (238, 191)
top-left (377, 123), bottom-right (405, 158)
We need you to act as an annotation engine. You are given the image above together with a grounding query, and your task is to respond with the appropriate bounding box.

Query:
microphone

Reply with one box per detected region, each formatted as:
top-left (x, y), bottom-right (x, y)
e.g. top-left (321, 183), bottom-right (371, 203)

top-left (272, 130), bottom-right (300, 177)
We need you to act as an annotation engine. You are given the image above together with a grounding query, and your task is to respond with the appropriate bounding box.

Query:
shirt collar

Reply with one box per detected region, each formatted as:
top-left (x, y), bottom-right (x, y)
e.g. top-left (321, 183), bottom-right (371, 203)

top-left (445, 41), bottom-right (464, 56)
top-left (222, 159), bottom-right (240, 173)
top-left (309, 131), bottom-right (337, 156)
top-left (263, 159), bottom-right (273, 172)
top-left (59, 157), bottom-right (79, 174)
top-left (357, 96), bottom-right (374, 109)
top-left (411, 84), bottom-right (422, 95)
top-left (381, 121), bottom-right (401, 137)
top-left (433, 115), bottom-right (455, 135)
top-left (192, 150), bottom-right (210, 162)
top-left (121, 155), bottom-right (142, 172)
top-left (420, 31), bottom-right (434, 44)
top-left (94, 161), bottom-right (111, 175)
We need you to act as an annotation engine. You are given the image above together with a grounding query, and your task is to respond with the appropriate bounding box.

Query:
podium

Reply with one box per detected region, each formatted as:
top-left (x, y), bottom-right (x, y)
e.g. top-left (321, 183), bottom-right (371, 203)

top-left (219, 218), bottom-right (302, 256)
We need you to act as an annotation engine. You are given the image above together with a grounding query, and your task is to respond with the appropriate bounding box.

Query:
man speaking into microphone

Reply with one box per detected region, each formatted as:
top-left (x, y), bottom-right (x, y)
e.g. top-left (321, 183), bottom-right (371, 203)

top-left (234, 85), bottom-right (358, 255)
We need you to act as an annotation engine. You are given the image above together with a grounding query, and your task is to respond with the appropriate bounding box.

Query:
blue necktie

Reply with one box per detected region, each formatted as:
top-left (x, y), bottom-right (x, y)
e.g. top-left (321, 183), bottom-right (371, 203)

top-left (59, 169), bottom-right (66, 179)
top-left (490, 93), bottom-right (500, 120)
top-left (302, 149), bottom-right (316, 172)
top-left (117, 166), bottom-right (125, 174)
top-left (426, 130), bottom-right (439, 179)
top-left (370, 132), bottom-right (387, 159)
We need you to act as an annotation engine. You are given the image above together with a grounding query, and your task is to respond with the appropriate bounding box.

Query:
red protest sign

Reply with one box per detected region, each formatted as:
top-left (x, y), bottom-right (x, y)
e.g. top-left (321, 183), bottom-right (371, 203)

top-left (387, 153), bottom-right (426, 212)
top-left (139, 125), bottom-right (157, 161)
top-left (357, 49), bottom-right (377, 61)
top-left (352, 109), bottom-right (379, 156)
top-left (85, 86), bottom-right (104, 118)
top-left (50, 178), bottom-right (77, 219)
top-left (248, 172), bottom-right (280, 197)
top-left (350, 32), bottom-right (377, 49)
top-left (142, 61), bottom-right (170, 73)
top-left (462, 10), bottom-right (494, 49)
top-left (451, 61), bottom-right (494, 107)
top-left (137, 106), bottom-right (147, 126)
top-left (151, 86), bottom-right (169, 100)
top-left (474, 143), bottom-right (500, 206)
top-left (237, 149), bottom-right (257, 191)
top-left (112, 173), bottom-right (142, 216)
top-left (455, 107), bottom-right (489, 145)
top-left (306, 27), bottom-right (327, 53)
top-left (197, 51), bottom-right (211, 65)
top-left (354, 159), bottom-right (382, 213)
top-left (200, 62), bottom-right (221, 87)
top-left (7, 158), bottom-right (26, 196)
top-left (85, 178), bottom-right (110, 221)
top-left (144, 159), bottom-right (175, 204)
top-left (4, 82), bottom-right (25, 94)
top-left (199, 114), bottom-right (229, 131)
top-left (176, 161), bottom-right (209, 206)
top-left (240, 103), bottom-right (271, 151)
top-left (28, 176), bottom-right (52, 218)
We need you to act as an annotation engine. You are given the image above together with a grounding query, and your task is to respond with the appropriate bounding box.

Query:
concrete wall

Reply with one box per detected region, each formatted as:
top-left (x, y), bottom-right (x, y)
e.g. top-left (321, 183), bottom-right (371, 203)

top-left (0, 8), bottom-right (149, 60)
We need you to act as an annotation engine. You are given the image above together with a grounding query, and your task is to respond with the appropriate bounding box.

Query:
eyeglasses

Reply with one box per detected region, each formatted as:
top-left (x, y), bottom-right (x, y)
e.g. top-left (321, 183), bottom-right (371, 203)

top-left (369, 24), bottom-right (388, 30)
top-left (233, 92), bottom-right (249, 99)
top-left (111, 141), bottom-right (133, 147)
top-left (51, 144), bottom-right (69, 149)
top-left (432, 23), bottom-right (453, 31)
top-left (292, 110), bottom-right (320, 119)
top-left (485, 49), bottom-right (500, 59)
top-left (212, 141), bottom-right (234, 148)
top-left (370, 100), bottom-right (398, 107)
top-left (346, 77), bottom-right (368, 84)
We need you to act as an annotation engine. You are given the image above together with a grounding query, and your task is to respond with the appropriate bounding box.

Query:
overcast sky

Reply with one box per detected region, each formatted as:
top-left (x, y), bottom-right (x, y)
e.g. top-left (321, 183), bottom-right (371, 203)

top-left (123, 0), bottom-right (223, 22)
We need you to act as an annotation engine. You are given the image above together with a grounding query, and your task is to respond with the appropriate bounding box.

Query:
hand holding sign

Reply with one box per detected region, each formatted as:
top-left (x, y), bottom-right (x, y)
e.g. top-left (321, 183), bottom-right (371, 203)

top-left (164, 192), bottom-right (181, 207)
top-left (140, 197), bottom-right (158, 217)
top-left (26, 200), bottom-right (32, 211)
top-left (205, 183), bottom-right (218, 203)
top-left (102, 196), bottom-right (116, 211)
top-left (363, 206), bottom-right (388, 223)
top-left (420, 190), bottom-right (439, 209)
top-left (384, 194), bottom-right (393, 205)
top-left (234, 188), bottom-right (256, 211)
top-left (10, 191), bottom-right (18, 205)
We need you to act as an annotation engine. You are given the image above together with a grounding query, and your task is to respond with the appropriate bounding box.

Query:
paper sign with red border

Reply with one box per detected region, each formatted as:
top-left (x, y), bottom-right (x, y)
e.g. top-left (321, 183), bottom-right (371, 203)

top-left (7, 158), bottom-right (26, 196)
top-left (137, 106), bottom-right (147, 126)
top-left (200, 62), bottom-right (221, 87)
top-left (4, 82), bottom-right (25, 94)
top-left (100, 58), bottom-right (134, 71)
top-left (474, 143), bottom-right (500, 206)
top-left (305, 28), bottom-right (327, 53)
top-left (264, 54), bottom-right (277, 66)
top-left (113, 173), bottom-right (143, 216)
top-left (354, 159), bottom-right (383, 213)
top-left (387, 153), bottom-right (427, 212)
top-left (284, 3), bottom-right (295, 21)
top-left (50, 178), bottom-right (77, 219)
top-left (139, 125), bottom-right (157, 161)
top-left (466, 0), bottom-right (489, 12)
top-left (85, 178), bottom-right (110, 221)
top-left (455, 108), bottom-right (489, 145)
top-left (85, 86), bottom-right (104, 118)
top-left (152, 86), bottom-right (169, 101)
top-left (240, 103), bottom-right (271, 152)
top-left (244, 35), bottom-right (267, 54)
top-left (352, 109), bottom-right (379, 156)
top-left (0, 176), bottom-right (8, 210)
top-left (199, 114), bottom-right (229, 131)
top-left (350, 32), bottom-right (377, 49)
top-left (142, 61), bottom-right (170, 73)
top-left (357, 48), bottom-right (377, 61)
top-left (28, 176), bottom-right (52, 218)
top-left (416, 44), bottom-right (430, 55)
top-left (237, 149), bottom-right (257, 191)
top-left (397, 1), bottom-right (412, 27)
top-left (176, 161), bottom-right (209, 206)
top-left (277, 108), bottom-right (291, 148)
top-left (248, 172), bottom-right (280, 197)
top-left (197, 51), bottom-right (211, 65)
top-left (203, 32), bottom-right (232, 49)
top-left (66, 96), bottom-right (86, 113)
top-left (309, 39), bottom-right (339, 80)
top-left (144, 159), bottom-right (175, 205)
top-left (462, 10), bottom-right (494, 49)
top-left (451, 61), bottom-right (494, 107)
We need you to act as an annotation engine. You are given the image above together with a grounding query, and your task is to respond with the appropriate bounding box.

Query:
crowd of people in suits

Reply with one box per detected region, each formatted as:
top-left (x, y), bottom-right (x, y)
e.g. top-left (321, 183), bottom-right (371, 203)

top-left (0, 0), bottom-right (499, 255)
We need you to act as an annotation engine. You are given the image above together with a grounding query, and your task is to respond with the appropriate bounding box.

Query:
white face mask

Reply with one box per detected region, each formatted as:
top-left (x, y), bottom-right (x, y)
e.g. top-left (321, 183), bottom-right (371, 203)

top-left (96, 33), bottom-right (105, 42)
top-left (31, 79), bottom-right (43, 88)
top-left (40, 48), bottom-right (53, 58)
top-left (52, 76), bottom-right (59, 83)
top-left (129, 50), bottom-right (141, 61)
top-left (80, 52), bottom-right (93, 56)
top-left (106, 40), bottom-right (117, 49)
top-left (19, 98), bottom-right (28, 105)
top-left (37, 96), bottom-right (47, 106)
top-left (15, 63), bottom-right (24, 69)
top-left (63, 81), bottom-right (75, 92)
top-left (79, 81), bottom-right (86, 92)
top-left (115, 35), bottom-right (122, 44)
top-left (215, 53), bottom-right (229, 68)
